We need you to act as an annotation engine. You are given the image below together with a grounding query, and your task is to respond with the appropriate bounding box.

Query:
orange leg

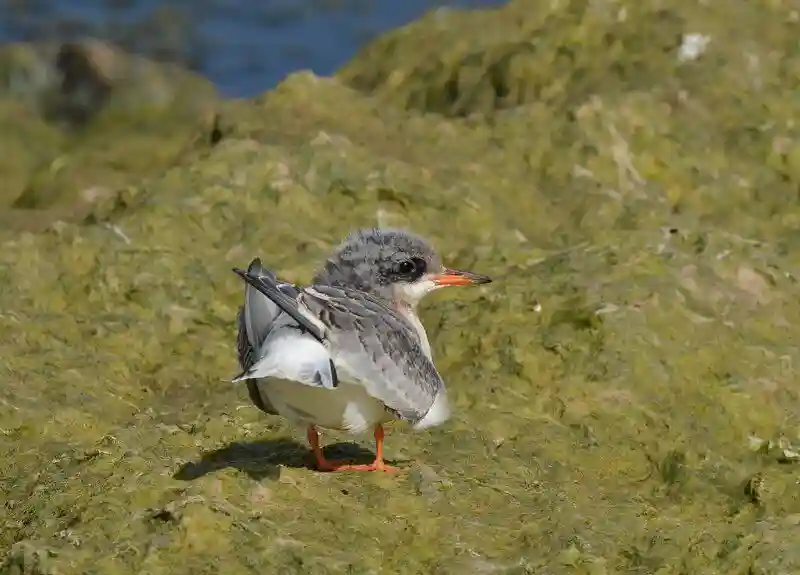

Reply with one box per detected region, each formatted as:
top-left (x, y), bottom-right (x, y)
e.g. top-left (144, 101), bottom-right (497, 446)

top-left (306, 425), bottom-right (349, 472)
top-left (334, 425), bottom-right (399, 473)
top-left (306, 424), bottom-right (398, 473)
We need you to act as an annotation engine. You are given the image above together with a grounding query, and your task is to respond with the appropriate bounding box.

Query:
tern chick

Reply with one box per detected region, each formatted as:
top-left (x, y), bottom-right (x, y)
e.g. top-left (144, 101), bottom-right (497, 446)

top-left (234, 228), bottom-right (491, 472)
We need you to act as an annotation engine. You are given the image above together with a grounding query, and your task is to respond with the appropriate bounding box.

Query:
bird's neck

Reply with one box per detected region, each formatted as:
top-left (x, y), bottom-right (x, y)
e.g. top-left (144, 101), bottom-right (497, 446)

top-left (394, 302), bottom-right (432, 360)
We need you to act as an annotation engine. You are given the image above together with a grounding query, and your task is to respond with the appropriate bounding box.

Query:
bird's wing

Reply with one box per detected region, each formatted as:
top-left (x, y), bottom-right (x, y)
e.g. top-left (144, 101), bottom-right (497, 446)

top-left (233, 264), bottom-right (339, 387)
top-left (300, 284), bottom-right (450, 428)
top-left (238, 258), bottom-right (284, 369)
top-left (236, 258), bottom-right (288, 414)
top-left (233, 265), bottom-right (326, 343)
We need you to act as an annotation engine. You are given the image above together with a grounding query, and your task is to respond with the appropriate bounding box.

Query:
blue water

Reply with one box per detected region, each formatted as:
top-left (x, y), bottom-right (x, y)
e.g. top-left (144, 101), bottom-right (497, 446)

top-left (0, 0), bottom-right (509, 97)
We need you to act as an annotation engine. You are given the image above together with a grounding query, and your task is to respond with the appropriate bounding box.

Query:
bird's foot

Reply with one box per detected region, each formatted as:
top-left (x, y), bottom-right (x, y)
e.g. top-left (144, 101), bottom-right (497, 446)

top-left (313, 457), bottom-right (355, 472)
top-left (324, 459), bottom-right (399, 473)
top-left (307, 424), bottom-right (398, 472)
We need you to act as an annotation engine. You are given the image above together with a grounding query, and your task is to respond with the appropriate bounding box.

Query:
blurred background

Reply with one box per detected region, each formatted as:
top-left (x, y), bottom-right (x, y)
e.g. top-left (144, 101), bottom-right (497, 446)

top-left (0, 0), bottom-right (509, 96)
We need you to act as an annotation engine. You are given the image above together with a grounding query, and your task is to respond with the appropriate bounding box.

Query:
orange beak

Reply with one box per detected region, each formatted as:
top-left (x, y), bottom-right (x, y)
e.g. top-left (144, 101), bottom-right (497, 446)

top-left (431, 267), bottom-right (492, 287)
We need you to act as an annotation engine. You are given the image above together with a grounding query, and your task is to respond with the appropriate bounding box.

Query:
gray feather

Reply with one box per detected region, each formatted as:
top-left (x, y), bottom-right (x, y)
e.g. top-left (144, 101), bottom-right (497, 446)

top-left (234, 267), bottom-right (327, 344)
top-left (242, 258), bottom-right (281, 354)
top-left (234, 261), bottom-right (340, 390)
top-left (301, 284), bottom-right (445, 424)
top-left (313, 228), bottom-right (442, 302)
top-left (236, 258), bottom-right (283, 415)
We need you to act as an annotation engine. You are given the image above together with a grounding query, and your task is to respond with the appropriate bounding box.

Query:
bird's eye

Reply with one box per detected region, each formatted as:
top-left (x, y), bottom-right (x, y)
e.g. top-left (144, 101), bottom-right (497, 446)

top-left (394, 258), bottom-right (425, 277)
top-left (397, 260), bottom-right (415, 274)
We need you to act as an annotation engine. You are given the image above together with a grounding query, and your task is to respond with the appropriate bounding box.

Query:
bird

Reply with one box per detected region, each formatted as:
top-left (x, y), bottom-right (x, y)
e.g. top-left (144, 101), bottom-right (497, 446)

top-left (233, 228), bottom-right (491, 472)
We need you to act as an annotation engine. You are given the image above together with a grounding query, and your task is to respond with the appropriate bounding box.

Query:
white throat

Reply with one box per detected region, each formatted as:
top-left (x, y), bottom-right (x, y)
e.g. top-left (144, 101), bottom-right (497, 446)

top-left (392, 277), bottom-right (440, 360)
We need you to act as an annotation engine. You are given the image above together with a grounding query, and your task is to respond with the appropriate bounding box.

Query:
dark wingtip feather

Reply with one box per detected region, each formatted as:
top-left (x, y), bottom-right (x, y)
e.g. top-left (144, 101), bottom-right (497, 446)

top-left (247, 258), bottom-right (277, 281)
top-left (233, 267), bottom-right (268, 285)
top-left (329, 359), bottom-right (339, 387)
top-left (231, 368), bottom-right (249, 383)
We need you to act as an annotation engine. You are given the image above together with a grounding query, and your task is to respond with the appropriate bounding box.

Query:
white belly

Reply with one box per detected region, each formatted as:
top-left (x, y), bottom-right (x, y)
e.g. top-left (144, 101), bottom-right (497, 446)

top-left (258, 377), bottom-right (393, 434)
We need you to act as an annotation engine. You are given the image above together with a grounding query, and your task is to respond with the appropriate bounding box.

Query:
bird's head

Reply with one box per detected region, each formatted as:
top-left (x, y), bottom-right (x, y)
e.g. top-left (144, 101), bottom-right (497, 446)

top-left (314, 228), bottom-right (491, 309)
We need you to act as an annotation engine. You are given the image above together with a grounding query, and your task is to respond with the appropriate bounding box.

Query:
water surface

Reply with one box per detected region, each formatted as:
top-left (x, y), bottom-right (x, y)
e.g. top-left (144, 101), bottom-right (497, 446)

top-left (0, 0), bottom-right (509, 96)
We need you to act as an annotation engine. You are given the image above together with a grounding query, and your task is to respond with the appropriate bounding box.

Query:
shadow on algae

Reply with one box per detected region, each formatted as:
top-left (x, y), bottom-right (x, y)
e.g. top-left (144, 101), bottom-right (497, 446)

top-left (2, 0), bottom-right (800, 574)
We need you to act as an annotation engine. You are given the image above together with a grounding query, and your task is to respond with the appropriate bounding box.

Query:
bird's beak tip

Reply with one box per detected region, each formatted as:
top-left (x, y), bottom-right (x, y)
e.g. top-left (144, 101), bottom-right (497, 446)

top-left (432, 267), bottom-right (492, 287)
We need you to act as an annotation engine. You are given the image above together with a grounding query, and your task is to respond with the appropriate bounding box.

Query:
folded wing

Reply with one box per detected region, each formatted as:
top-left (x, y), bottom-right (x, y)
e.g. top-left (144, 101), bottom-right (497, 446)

top-left (301, 285), bottom-right (450, 428)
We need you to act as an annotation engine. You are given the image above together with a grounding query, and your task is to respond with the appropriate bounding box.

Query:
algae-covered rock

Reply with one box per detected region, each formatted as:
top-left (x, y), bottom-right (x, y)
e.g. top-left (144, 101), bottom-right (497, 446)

top-left (339, 0), bottom-right (798, 119)
top-left (2, 2), bottom-right (800, 574)
top-left (0, 39), bottom-right (218, 215)
top-left (0, 96), bottom-right (64, 209)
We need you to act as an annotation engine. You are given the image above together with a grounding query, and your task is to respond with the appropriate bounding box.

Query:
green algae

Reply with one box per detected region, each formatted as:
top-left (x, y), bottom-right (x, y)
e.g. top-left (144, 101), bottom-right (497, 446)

top-left (0, 41), bottom-right (218, 218)
top-left (2, 1), bottom-right (800, 573)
